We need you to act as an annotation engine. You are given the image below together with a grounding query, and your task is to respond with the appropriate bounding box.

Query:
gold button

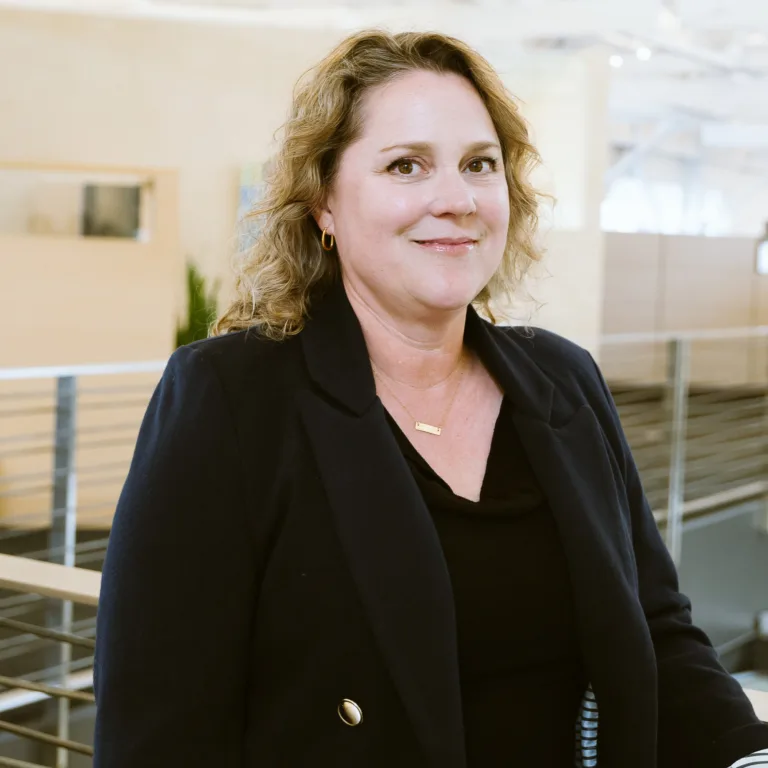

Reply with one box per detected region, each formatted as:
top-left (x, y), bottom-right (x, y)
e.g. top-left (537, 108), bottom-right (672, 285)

top-left (338, 698), bottom-right (363, 727)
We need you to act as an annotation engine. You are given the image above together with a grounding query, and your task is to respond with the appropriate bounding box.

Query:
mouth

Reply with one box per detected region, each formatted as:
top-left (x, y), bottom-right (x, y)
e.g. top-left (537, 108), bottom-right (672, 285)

top-left (412, 237), bottom-right (479, 252)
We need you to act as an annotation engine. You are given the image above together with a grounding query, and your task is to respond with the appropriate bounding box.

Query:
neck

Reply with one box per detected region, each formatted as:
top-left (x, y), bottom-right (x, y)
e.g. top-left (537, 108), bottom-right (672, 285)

top-left (343, 277), bottom-right (467, 389)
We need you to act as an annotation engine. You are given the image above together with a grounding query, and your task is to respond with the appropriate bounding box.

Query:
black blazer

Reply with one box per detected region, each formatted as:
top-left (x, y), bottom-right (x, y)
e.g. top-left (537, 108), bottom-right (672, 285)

top-left (94, 281), bottom-right (768, 768)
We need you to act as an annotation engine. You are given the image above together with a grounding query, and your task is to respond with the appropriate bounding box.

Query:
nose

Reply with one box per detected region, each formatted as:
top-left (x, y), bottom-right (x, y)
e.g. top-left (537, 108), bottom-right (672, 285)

top-left (427, 170), bottom-right (477, 218)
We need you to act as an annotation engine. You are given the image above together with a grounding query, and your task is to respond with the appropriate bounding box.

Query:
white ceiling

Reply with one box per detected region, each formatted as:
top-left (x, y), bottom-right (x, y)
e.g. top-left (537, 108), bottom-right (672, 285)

top-left (601, 1), bottom-right (768, 176)
top-left (677, 0), bottom-right (768, 29)
top-left (0, 0), bottom-right (660, 38)
top-left (3, 0), bottom-right (768, 168)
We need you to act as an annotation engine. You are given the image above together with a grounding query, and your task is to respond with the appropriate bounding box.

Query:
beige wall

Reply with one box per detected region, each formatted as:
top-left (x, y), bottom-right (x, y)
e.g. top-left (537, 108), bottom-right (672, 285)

top-left (603, 233), bottom-right (768, 335)
top-left (504, 48), bottom-right (611, 350)
top-left (1, 164), bottom-right (180, 368)
top-left (0, 9), bottom-right (337, 375)
top-left (601, 233), bottom-right (768, 385)
top-left (0, 9), bottom-right (339, 295)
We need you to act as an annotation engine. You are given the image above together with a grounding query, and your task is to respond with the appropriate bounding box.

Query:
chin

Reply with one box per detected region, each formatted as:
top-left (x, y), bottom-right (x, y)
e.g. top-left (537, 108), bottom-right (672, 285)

top-left (413, 257), bottom-right (496, 306)
top-left (412, 284), bottom-right (482, 314)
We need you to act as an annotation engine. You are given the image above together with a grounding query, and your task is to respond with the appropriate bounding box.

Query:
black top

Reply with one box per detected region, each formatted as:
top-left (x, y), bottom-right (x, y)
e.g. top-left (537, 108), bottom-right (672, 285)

top-left (387, 397), bottom-right (587, 766)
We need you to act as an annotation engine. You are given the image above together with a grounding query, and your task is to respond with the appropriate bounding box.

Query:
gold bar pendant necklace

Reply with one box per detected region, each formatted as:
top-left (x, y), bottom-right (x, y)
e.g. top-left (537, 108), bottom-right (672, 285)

top-left (370, 357), bottom-right (466, 437)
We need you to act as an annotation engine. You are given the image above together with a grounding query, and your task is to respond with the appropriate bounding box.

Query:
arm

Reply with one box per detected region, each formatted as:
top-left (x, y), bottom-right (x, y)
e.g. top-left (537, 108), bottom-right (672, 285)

top-left (94, 344), bottom-right (257, 767)
top-left (587, 353), bottom-right (768, 768)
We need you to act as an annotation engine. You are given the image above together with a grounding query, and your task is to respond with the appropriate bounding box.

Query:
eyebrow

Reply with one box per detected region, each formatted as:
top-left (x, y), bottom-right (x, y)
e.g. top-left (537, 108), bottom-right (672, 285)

top-left (378, 140), bottom-right (502, 155)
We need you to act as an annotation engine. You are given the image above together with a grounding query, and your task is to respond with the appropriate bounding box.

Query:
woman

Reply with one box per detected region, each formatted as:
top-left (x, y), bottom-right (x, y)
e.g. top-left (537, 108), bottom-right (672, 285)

top-left (94, 30), bottom-right (768, 768)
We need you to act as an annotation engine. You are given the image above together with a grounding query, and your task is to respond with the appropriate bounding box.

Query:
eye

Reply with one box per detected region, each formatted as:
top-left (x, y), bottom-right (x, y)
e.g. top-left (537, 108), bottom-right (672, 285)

top-left (387, 158), bottom-right (422, 176)
top-left (466, 157), bottom-right (498, 173)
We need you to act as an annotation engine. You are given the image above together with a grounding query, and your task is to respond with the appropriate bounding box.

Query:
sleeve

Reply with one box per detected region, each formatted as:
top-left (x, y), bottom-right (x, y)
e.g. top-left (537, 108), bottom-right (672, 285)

top-left (729, 749), bottom-right (768, 767)
top-left (587, 352), bottom-right (768, 768)
top-left (94, 345), bottom-right (258, 767)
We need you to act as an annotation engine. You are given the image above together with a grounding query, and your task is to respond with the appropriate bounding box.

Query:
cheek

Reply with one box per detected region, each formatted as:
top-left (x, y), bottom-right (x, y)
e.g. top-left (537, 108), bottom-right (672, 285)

top-left (360, 186), bottom-right (425, 237)
top-left (482, 186), bottom-right (511, 233)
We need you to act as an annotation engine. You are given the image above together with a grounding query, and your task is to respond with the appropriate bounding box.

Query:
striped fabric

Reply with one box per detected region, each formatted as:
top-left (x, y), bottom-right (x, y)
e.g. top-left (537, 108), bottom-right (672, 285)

top-left (728, 749), bottom-right (768, 767)
top-left (573, 687), bottom-right (768, 768)
top-left (574, 686), bottom-right (598, 767)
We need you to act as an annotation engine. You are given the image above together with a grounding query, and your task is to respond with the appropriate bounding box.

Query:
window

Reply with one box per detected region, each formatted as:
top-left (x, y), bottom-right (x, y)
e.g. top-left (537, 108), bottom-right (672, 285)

top-left (0, 168), bottom-right (153, 241)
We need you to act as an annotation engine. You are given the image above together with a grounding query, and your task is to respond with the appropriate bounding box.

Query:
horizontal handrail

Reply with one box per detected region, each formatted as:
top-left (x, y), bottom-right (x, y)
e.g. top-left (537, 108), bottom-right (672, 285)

top-left (0, 616), bottom-right (96, 650)
top-left (0, 755), bottom-right (49, 768)
top-left (0, 719), bottom-right (93, 756)
top-left (0, 360), bottom-right (166, 382)
top-left (0, 670), bottom-right (94, 715)
top-left (0, 555), bottom-right (100, 606)
top-left (601, 325), bottom-right (768, 345)
top-left (746, 689), bottom-right (768, 721)
top-left (653, 481), bottom-right (768, 524)
top-left (0, 325), bottom-right (768, 382)
top-left (0, 674), bottom-right (94, 704)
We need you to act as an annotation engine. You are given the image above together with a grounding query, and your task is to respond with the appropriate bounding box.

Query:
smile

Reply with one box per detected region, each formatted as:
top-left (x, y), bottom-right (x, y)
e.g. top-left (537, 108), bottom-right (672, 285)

top-left (413, 238), bottom-right (478, 253)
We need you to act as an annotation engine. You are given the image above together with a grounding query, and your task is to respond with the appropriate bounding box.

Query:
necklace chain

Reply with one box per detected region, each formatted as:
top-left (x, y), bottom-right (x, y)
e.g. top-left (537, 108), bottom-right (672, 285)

top-left (371, 357), bottom-right (466, 436)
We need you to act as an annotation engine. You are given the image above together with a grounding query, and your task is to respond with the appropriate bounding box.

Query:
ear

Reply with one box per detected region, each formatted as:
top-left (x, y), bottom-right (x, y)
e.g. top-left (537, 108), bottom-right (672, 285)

top-left (312, 199), bottom-right (335, 236)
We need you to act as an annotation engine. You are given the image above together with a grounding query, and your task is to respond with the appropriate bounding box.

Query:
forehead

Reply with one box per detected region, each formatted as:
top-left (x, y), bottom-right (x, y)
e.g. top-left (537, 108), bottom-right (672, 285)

top-left (355, 69), bottom-right (500, 148)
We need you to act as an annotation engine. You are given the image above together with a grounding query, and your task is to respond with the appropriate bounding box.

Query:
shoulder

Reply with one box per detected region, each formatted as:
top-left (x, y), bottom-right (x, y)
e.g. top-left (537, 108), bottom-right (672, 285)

top-left (500, 325), bottom-right (601, 391)
top-left (501, 325), bottom-right (592, 368)
top-left (495, 323), bottom-right (620, 432)
top-left (172, 328), bottom-right (301, 385)
top-left (181, 327), bottom-right (285, 371)
top-left (498, 324), bottom-right (629, 463)
top-left (160, 329), bottom-right (305, 421)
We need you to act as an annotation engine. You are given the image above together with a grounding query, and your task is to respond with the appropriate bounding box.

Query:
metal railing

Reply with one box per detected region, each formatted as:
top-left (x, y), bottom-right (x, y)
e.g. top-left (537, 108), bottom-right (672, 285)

top-left (2, 331), bottom-right (768, 562)
top-left (0, 361), bottom-right (164, 768)
top-left (0, 555), bottom-right (100, 768)
top-left (597, 326), bottom-right (768, 567)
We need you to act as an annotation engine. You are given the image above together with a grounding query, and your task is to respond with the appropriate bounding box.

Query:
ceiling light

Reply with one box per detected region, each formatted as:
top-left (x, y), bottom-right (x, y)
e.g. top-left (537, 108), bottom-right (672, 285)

top-left (636, 46), bottom-right (653, 61)
top-left (610, 54), bottom-right (625, 68)
top-left (658, 7), bottom-right (682, 32)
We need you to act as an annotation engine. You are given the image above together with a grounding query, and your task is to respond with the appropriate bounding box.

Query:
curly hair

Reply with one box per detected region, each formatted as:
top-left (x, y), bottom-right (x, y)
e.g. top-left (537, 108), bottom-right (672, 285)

top-left (213, 29), bottom-right (545, 340)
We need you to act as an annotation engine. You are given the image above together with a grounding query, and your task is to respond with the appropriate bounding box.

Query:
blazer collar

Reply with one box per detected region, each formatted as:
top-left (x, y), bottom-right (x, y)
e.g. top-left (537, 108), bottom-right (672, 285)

top-left (301, 279), bottom-right (554, 423)
top-left (300, 280), bottom-right (377, 417)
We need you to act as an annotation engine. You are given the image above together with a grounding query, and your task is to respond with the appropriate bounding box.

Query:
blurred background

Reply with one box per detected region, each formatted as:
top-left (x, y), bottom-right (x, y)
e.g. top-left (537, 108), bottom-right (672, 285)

top-left (1, 0), bottom-right (768, 764)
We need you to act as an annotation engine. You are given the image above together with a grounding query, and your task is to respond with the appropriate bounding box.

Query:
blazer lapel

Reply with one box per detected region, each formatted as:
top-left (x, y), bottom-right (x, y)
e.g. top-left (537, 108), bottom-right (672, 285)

top-left (512, 407), bottom-right (657, 768)
top-left (299, 283), bottom-right (466, 768)
top-left (469, 316), bottom-right (658, 767)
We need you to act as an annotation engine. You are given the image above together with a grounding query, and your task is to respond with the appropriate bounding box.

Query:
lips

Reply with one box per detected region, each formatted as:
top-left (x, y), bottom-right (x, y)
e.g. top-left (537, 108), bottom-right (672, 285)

top-left (412, 237), bottom-right (478, 253)
top-left (414, 238), bottom-right (477, 245)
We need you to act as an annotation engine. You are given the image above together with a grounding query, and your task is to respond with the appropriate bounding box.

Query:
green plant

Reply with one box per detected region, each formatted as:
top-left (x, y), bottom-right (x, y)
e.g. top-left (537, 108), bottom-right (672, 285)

top-left (176, 262), bottom-right (219, 348)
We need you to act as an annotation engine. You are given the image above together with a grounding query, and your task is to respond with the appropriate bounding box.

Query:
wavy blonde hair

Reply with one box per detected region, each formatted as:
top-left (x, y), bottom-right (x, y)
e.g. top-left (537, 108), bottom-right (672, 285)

top-left (213, 29), bottom-right (545, 340)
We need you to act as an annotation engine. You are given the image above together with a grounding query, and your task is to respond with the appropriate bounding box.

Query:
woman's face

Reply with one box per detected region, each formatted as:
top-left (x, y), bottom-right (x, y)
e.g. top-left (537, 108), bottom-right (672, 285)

top-left (320, 69), bottom-right (510, 320)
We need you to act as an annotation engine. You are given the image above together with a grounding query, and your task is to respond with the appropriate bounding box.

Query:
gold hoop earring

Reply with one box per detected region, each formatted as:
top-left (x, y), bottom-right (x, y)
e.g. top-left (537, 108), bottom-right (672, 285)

top-left (321, 228), bottom-right (335, 252)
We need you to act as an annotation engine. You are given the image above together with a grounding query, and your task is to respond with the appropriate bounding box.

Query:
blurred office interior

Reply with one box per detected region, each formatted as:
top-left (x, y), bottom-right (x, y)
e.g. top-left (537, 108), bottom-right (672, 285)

top-left (1, 0), bottom-right (768, 764)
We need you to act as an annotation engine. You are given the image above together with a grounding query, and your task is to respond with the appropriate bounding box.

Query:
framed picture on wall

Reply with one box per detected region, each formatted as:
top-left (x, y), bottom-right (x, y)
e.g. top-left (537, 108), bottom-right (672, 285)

top-left (237, 160), bottom-right (272, 251)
